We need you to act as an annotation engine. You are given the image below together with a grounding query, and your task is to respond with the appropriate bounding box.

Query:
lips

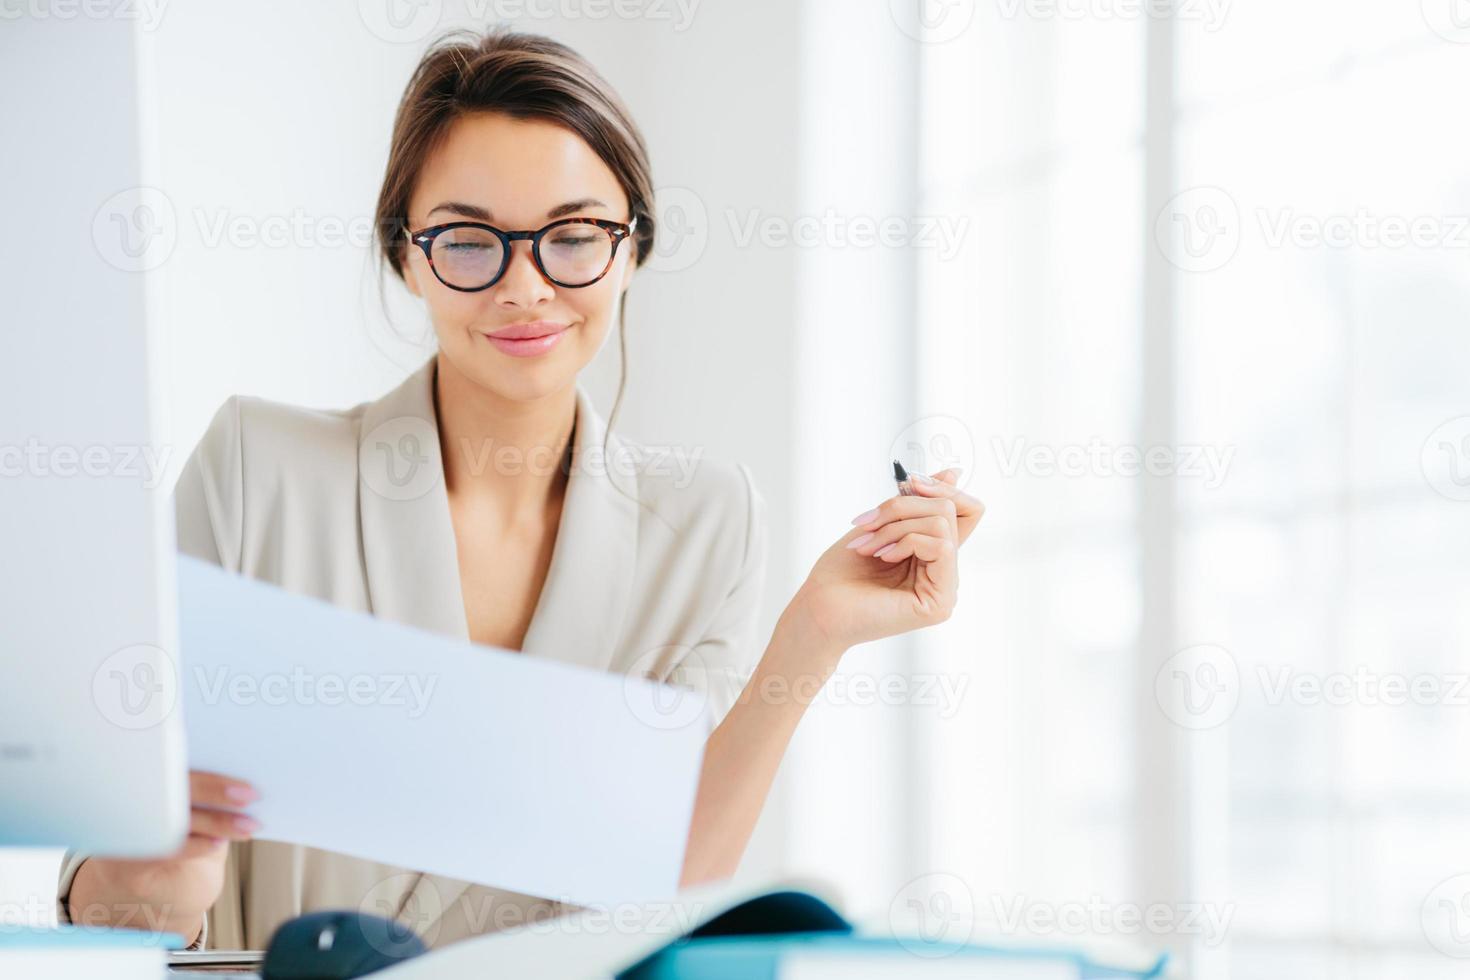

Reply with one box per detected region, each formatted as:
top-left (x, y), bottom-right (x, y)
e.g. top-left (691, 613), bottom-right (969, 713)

top-left (480, 321), bottom-right (570, 358)
top-left (485, 320), bottom-right (568, 341)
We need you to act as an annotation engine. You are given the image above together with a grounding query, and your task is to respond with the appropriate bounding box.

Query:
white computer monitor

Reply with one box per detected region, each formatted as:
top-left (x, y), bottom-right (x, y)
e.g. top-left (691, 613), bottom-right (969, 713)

top-left (0, 15), bottom-right (188, 855)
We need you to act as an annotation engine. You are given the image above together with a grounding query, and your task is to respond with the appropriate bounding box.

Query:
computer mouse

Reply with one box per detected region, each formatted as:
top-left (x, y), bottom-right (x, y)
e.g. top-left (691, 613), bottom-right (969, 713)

top-left (261, 909), bottom-right (427, 980)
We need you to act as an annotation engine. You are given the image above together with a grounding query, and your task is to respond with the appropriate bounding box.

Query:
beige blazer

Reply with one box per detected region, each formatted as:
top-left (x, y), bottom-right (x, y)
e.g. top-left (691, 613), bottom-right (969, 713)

top-left (59, 356), bottom-right (768, 950)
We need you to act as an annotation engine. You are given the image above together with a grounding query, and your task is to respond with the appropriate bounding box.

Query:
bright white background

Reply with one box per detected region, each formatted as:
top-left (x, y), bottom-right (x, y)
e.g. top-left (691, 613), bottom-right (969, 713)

top-left (5, 2), bottom-right (1470, 978)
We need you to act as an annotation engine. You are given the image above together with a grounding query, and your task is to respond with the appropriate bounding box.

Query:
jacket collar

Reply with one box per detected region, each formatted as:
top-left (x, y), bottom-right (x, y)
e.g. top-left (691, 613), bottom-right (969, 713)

top-left (355, 355), bottom-right (640, 675)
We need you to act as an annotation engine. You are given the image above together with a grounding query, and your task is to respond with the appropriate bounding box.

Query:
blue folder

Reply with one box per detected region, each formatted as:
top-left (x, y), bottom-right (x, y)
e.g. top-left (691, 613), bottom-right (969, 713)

top-left (616, 891), bottom-right (1169, 980)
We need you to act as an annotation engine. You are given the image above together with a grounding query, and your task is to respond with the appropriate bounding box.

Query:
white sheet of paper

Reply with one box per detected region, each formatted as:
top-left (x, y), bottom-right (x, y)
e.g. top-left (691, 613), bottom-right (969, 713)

top-left (176, 556), bottom-right (706, 908)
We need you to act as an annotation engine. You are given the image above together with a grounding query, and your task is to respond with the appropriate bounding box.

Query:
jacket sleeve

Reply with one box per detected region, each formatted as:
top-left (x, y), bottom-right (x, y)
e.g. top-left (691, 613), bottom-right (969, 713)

top-left (172, 396), bottom-right (246, 571)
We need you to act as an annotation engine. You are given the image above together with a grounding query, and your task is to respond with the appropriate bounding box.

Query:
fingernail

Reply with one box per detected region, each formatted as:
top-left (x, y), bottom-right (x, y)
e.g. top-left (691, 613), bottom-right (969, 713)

top-left (913, 474), bottom-right (936, 485)
top-left (225, 784), bottom-right (258, 805)
top-left (233, 815), bottom-right (260, 834)
top-left (872, 543), bottom-right (896, 558)
top-left (850, 508), bottom-right (879, 526)
top-left (846, 532), bottom-right (875, 550)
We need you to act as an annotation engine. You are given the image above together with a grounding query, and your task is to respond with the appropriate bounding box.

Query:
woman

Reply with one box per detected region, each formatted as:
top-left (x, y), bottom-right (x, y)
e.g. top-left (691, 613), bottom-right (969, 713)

top-left (61, 27), bottom-right (982, 950)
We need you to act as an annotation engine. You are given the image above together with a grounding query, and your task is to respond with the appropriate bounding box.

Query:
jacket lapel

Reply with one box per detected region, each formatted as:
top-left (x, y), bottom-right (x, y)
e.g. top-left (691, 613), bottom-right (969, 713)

top-left (518, 382), bottom-right (640, 674)
top-left (356, 356), bottom-right (469, 642)
top-left (355, 356), bottom-right (641, 925)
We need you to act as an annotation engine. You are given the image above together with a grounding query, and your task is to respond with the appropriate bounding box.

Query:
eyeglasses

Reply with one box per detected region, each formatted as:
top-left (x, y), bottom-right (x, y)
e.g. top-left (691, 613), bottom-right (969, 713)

top-left (405, 216), bottom-right (638, 291)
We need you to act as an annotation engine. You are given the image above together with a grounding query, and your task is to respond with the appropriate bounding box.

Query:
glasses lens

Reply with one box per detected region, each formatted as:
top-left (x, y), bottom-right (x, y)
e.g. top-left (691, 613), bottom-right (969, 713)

top-left (539, 223), bottom-right (615, 286)
top-left (431, 226), bottom-right (505, 288)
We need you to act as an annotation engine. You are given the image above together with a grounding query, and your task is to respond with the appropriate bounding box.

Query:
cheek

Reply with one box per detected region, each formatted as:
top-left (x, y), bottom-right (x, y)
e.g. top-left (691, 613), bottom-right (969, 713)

top-left (569, 252), bottom-right (633, 336)
top-left (424, 289), bottom-right (487, 334)
top-left (565, 282), bottom-right (620, 344)
top-left (410, 256), bottom-right (487, 337)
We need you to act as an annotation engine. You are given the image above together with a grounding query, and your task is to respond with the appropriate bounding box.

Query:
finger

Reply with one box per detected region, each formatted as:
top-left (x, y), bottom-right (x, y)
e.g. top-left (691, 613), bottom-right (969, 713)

top-left (851, 494), bottom-right (959, 532)
top-left (932, 468), bottom-right (963, 486)
top-left (190, 806), bottom-right (260, 842)
top-left (190, 770), bottom-right (258, 810)
top-left (854, 495), bottom-right (959, 551)
top-left (907, 474), bottom-right (984, 542)
top-left (873, 531), bottom-right (956, 565)
top-left (847, 515), bottom-right (952, 555)
top-left (881, 531), bottom-right (961, 620)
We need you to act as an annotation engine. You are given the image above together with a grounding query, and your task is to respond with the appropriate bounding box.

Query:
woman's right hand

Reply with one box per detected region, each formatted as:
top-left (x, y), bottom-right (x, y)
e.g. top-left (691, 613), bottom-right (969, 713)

top-left (68, 770), bottom-right (259, 943)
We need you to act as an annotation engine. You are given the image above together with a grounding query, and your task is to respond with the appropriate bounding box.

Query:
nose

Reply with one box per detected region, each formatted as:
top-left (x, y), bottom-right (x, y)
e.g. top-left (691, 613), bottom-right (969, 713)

top-left (490, 239), bottom-right (556, 308)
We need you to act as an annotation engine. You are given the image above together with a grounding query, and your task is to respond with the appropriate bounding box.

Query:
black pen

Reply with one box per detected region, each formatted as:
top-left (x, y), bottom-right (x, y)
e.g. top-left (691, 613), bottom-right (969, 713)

top-left (893, 459), bottom-right (914, 496)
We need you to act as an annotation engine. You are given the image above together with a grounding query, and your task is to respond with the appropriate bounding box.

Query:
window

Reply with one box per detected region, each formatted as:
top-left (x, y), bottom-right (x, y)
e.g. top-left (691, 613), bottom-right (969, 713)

top-left (911, 4), bottom-right (1470, 977)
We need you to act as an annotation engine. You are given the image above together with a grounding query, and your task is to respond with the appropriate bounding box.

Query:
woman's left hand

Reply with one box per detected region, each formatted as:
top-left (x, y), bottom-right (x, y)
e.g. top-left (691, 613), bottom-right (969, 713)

top-left (784, 469), bottom-right (984, 654)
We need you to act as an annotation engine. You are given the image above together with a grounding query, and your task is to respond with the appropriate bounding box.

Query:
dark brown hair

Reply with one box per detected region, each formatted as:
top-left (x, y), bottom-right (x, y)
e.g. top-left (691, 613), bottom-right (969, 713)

top-left (374, 27), bottom-right (655, 468)
top-left (375, 27), bottom-right (655, 276)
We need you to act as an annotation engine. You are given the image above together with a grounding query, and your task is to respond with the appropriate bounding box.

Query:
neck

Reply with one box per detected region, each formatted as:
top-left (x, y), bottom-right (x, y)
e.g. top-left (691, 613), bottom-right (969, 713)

top-left (433, 352), bottom-right (575, 521)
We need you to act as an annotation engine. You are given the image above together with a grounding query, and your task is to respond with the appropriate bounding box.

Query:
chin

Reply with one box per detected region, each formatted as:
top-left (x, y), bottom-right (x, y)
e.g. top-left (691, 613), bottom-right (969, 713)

top-left (447, 341), bottom-right (584, 404)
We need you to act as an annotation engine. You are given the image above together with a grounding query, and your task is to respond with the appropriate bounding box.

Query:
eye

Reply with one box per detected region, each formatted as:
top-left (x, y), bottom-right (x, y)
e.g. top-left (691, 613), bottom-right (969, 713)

top-left (548, 232), bottom-right (600, 249)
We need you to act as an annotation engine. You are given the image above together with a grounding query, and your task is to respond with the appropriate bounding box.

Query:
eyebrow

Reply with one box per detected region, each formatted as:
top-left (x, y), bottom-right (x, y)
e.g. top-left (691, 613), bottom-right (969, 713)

top-left (426, 197), bottom-right (610, 223)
